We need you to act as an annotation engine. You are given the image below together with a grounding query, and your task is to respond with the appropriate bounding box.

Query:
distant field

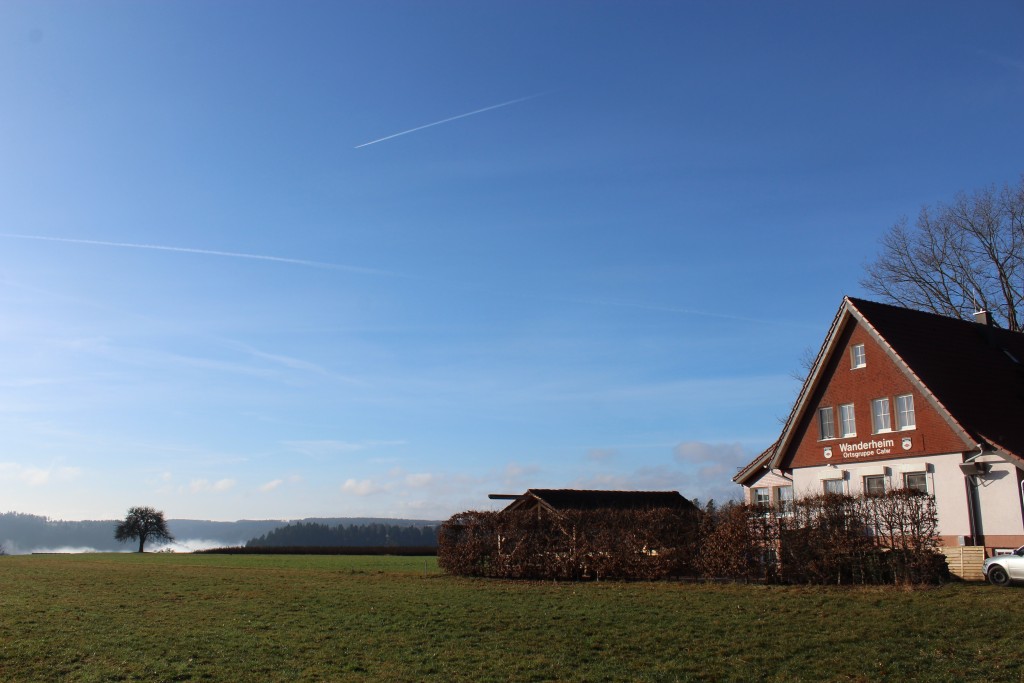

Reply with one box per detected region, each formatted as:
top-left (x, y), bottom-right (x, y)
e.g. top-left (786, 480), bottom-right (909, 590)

top-left (0, 554), bottom-right (1021, 682)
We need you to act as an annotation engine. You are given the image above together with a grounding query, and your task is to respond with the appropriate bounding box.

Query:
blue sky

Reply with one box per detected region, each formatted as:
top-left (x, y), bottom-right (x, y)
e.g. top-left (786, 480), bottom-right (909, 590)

top-left (1, 2), bottom-right (1022, 521)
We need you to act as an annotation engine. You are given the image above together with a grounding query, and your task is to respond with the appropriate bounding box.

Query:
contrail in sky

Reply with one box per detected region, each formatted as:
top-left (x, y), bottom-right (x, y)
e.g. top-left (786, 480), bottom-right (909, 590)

top-left (0, 233), bottom-right (398, 276)
top-left (354, 93), bottom-right (544, 149)
top-left (1, 233), bottom-right (809, 328)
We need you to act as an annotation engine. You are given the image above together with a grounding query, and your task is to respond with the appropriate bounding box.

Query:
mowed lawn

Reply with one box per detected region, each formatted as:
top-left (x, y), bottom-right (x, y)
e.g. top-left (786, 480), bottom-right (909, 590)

top-left (0, 554), bottom-right (1021, 682)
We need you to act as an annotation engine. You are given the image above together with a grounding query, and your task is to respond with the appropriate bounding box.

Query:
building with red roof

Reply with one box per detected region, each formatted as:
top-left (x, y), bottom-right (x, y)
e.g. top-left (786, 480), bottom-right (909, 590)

top-left (735, 297), bottom-right (1024, 561)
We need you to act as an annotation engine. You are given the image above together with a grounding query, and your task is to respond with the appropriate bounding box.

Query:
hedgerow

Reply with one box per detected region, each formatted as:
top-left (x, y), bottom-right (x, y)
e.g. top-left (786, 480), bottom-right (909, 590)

top-left (439, 490), bottom-right (949, 584)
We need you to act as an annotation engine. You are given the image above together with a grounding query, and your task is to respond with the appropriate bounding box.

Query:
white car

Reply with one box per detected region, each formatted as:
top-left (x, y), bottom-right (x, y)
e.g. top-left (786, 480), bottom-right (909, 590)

top-left (983, 546), bottom-right (1024, 586)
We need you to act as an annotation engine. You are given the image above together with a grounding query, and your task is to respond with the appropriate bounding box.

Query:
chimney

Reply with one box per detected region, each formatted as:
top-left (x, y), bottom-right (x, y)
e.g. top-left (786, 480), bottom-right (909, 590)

top-left (974, 310), bottom-right (993, 326)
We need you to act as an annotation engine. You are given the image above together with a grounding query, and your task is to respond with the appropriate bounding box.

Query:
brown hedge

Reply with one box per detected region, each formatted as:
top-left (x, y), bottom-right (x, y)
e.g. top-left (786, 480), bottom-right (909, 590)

top-left (440, 491), bottom-right (948, 584)
top-left (438, 507), bottom-right (700, 581)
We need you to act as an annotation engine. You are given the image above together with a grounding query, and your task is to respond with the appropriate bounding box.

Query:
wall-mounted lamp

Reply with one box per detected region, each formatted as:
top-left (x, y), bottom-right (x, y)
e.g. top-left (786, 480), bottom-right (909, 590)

top-left (958, 461), bottom-right (991, 476)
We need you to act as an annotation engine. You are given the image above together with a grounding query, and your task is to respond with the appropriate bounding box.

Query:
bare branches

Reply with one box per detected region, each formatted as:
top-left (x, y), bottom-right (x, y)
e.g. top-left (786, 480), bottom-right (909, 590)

top-left (439, 493), bottom-right (946, 584)
top-left (862, 176), bottom-right (1024, 330)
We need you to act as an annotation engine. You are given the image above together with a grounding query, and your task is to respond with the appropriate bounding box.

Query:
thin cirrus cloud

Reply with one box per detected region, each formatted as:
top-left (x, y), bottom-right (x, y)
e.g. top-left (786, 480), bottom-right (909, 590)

top-left (0, 233), bottom-right (400, 276)
top-left (283, 440), bottom-right (407, 458)
top-left (353, 92), bottom-right (546, 148)
top-left (0, 463), bottom-right (82, 486)
top-left (673, 441), bottom-right (750, 480)
top-left (341, 478), bottom-right (387, 496)
top-left (403, 473), bottom-right (435, 488)
top-left (1, 234), bottom-right (802, 329)
top-left (187, 478), bottom-right (236, 494)
top-left (259, 475), bottom-right (302, 493)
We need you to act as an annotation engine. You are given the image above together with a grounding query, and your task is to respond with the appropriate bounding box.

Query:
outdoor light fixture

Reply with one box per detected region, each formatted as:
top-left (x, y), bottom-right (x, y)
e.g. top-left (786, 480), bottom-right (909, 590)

top-left (958, 461), bottom-right (991, 476)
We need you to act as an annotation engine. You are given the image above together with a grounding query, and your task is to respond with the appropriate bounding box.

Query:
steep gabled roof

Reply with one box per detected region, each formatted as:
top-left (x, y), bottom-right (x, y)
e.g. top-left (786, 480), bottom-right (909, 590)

top-left (732, 440), bottom-right (779, 487)
top-left (848, 297), bottom-right (1024, 464)
top-left (497, 489), bottom-right (697, 513)
top-left (735, 297), bottom-right (1024, 484)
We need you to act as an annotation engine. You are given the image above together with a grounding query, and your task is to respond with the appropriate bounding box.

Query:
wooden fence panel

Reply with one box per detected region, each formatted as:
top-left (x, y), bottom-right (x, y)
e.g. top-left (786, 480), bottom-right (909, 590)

top-left (941, 546), bottom-right (986, 581)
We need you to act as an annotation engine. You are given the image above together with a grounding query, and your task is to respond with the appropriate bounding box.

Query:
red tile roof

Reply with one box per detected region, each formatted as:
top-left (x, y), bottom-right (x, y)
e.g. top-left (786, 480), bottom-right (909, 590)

top-left (848, 297), bottom-right (1024, 461)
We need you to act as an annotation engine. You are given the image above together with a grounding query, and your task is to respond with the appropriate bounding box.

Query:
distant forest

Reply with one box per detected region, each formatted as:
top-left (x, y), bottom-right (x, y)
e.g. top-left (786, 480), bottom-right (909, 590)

top-left (246, 521), bottom-right (439, 548)
top-left (0, 512), bottom-right (120, 552)
top-left (0, 512), bottom-right (440, 554)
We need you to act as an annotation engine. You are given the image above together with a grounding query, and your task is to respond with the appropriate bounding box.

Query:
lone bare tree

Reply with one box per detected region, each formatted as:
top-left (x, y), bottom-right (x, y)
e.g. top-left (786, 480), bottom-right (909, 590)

top-left (862, 175), bottom-right (1024, 331)
top-left (115, 506), bottom-right (174, 553)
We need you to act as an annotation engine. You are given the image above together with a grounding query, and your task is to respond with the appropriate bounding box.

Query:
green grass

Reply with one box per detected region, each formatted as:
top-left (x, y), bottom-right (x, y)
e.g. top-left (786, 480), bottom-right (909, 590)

top-left (0, 553), bottom-right (1020, 682)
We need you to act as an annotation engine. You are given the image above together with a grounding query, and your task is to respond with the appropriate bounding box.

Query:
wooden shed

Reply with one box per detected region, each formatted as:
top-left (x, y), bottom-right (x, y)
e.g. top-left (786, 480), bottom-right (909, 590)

top-left (490, 488), bottom-right (698, 515)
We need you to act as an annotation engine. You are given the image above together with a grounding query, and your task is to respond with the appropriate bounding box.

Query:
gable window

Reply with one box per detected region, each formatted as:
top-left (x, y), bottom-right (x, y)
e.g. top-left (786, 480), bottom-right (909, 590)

top-left (871, 398), bottom-right (891, 433)
top-left (903, 472), bottom-right (927, 493)
top-left (863, 475), bottom-right (885, 496)
top-left (839, 403), bottom-right (856, 438)
top-left (753, 487), bottom-right (770, 506)
top-left (823, 478), bottom-right (844, 495)
top-left (851, 344), bottom-right (866, 369)
top-left (818, 407), bottom-right (836, 440)
top-left (895, 394), bottom-right (916, 430)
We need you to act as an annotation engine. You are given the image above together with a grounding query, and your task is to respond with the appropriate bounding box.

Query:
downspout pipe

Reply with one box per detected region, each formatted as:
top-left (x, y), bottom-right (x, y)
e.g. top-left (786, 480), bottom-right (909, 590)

top-left (963, 444), bottom-right (986, 547)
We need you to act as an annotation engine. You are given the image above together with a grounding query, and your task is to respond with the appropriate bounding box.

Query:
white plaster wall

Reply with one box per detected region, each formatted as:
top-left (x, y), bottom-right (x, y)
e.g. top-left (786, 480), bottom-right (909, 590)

top-left (743, 469), bottom-right (793, 503)
top-left (975, 459), bottom-right (1024, 537)
top-left (790, 452), bottom-right (974, 538)
top-left (920, 452), bottom-right (972, 539)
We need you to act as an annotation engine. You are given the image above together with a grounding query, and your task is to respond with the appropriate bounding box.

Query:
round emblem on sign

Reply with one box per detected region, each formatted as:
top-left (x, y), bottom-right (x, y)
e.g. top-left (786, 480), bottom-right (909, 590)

top-left (823, 447), bottom-right (833, 459)
top-left (901, 437), bottom-right (912, 451)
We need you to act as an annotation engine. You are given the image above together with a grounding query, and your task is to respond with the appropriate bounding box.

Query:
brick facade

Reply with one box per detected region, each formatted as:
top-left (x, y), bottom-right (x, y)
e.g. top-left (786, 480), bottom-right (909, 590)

top-left (783, 318), bottom-right (970, 470)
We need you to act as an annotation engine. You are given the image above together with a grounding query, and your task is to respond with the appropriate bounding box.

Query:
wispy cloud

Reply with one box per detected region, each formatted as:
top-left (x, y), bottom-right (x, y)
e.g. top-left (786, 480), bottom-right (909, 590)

top-left (283, 440), bottom-right (406, 458)
top-left (585, 448), bottom-right (618, 462)
top-left (2, 234), bottom-right (808, 331)
top-left (0, 462), bottom-right (82, 486)
top-left (560, 296), bottom-right (817, 328)
top-left (341, 478), bottom-right (387, 496)
top-left (978, 49), bottom-right (1024, 73)
top-left (354, 92), bottom-right (545, 148)
top-left (0, 233), bottom-right (398, 276)
top-left (259, 475), bottom-right (303, 493)
top-left (187, 478), bottom-right (236, 494)
top-left (225, 341), bottom-right (365, 385)
top-left (404, 472), bottom-right (435, 488)
top-left (673, 441), bottom-right (752, 481)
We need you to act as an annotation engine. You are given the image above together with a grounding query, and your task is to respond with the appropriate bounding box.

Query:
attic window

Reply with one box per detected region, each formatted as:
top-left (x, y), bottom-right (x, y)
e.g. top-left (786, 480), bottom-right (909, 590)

top-left (851, 344), bottom-right (866, 369)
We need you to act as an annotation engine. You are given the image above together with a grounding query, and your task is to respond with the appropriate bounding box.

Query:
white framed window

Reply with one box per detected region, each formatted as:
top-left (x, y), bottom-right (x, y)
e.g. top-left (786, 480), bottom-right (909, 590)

top-left (871, 398), bottom-right (891, 433)
top-left (818, 407), bottom-right (835, 440)
top-left (839, 403), bottom-right (856, 437)
top-left (774, 485), bottom-right (794, 514)
top-left (863, 475), bottom-right (885, 496)
top-left (823, 478), bottom-right (844, 495)
top-left (851, 344), bottom-right (866, 368)
top-left (903, 471), bottom-right (927, 493)
top-left (753, 487), bottom-right (770, 506)
top-left (895, 394), bottom-right (916, 430)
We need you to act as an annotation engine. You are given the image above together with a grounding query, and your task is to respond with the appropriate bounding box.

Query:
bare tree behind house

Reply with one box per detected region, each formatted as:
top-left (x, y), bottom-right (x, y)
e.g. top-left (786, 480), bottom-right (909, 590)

top-left (862, 175), bottom-right (1024, 331)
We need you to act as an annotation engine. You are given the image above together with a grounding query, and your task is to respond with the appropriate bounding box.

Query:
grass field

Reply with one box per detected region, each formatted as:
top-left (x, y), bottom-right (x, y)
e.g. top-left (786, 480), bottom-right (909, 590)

top-left (0, 553), bottom-right (1021, 682)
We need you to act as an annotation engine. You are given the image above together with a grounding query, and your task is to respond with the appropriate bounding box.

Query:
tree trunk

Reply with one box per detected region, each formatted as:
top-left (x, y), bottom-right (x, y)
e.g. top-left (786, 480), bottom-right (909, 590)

top-left (138, 536), bottom-right (145, 553)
